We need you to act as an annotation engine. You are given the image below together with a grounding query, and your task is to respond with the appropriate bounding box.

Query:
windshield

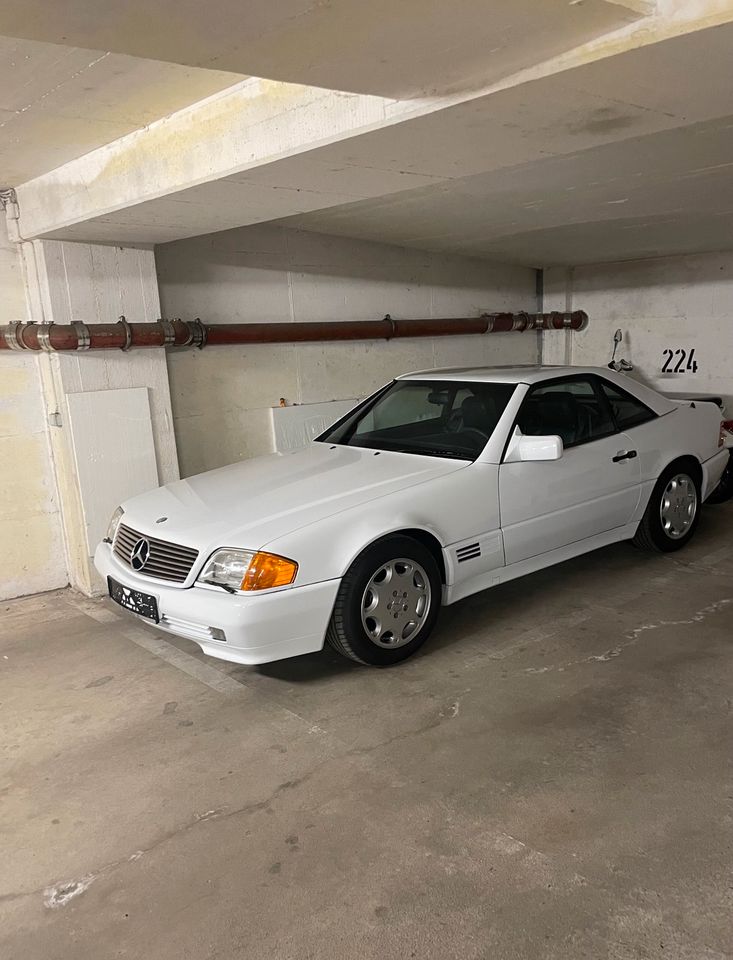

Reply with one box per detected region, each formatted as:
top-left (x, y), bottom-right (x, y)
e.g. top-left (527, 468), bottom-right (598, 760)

top-left (318, 379), bottom-right (517, 461)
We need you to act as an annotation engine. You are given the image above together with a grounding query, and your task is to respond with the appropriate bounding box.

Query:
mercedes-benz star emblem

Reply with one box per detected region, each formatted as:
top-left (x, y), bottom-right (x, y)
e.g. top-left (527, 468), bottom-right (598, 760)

top-left (130, 538), bottom-right (150, 571)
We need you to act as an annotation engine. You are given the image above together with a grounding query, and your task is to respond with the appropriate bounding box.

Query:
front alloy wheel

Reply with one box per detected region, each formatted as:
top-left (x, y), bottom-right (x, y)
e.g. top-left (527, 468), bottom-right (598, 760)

top-left (361, 558), bottom-right (432, 649)
top-left (327, 536), bottom-right (441, 665)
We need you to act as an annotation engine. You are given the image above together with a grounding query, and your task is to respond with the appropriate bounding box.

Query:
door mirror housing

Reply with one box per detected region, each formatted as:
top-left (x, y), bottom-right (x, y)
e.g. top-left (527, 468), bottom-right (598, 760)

top-left (505, 427), bottom-right (563, 463)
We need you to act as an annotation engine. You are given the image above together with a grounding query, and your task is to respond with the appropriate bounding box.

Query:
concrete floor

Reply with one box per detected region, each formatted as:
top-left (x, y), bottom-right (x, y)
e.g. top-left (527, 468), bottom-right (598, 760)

top-left (2, 508), bottom-right (732, 960)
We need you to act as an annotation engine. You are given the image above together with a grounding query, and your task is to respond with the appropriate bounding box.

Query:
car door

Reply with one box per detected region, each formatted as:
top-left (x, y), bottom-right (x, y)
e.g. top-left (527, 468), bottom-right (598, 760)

top-left (499, 375), bottom-right (642, 565)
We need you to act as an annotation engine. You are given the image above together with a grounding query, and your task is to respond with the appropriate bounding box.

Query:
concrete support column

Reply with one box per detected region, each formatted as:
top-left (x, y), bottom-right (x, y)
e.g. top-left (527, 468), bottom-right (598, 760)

top-left (25, 239), bottom-right (179, 595)
top-left (541, 267), bottom-right (575, 366)
top-left (0, 220), bottom-right (66, 600)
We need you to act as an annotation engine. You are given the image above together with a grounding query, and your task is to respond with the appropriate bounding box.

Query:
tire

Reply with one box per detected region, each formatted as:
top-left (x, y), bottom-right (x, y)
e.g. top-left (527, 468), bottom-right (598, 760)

top-left (326, 535), bottom-right (442, 666)
top-left (632, 462), bottom-right (701, 552)
top-left (706, 452), bottom-right (733, 504)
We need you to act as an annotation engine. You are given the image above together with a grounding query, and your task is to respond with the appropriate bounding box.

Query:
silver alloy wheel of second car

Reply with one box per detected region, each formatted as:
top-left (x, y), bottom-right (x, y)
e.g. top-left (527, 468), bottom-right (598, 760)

top-left (659, 473), bottom-right (698, 540)
top-left (360, 558), bottom-right (432, 648)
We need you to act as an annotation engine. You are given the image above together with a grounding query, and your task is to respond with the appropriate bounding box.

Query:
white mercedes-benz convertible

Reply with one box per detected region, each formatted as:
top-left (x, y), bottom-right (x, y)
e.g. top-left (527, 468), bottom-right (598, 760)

top-left (96, 366), bottom-right (729, 666)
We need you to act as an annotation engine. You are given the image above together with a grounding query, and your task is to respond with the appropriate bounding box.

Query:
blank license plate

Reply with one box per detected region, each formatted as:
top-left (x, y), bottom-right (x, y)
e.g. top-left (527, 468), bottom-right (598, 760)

top-left (108, 577), bottom-right (159, 623)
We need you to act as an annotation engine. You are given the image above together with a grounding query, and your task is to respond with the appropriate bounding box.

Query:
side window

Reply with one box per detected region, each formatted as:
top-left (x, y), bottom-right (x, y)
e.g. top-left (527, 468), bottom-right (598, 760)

top-left (600, 380), bottom-right (656, 430)
top-left (518, 377), bottom-right (616, 448)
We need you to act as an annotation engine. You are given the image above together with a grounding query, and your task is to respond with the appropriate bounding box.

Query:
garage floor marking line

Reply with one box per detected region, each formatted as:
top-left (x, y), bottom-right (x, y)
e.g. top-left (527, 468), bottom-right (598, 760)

top-left (122, 627), bottom-right (244, 694)
top-left (63, 593), bottom-right (126, 623)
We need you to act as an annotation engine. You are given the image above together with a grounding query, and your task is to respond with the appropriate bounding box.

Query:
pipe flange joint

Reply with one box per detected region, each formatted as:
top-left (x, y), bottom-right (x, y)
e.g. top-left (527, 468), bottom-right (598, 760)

top-left (512, 312), bottom-right (530, 331)
top-left (37, 322), bottom-right (55, 352)
top-left (117, 316), bottom-right (132, 351)
top-left (72, 320), bottom-right (91, 350)
top-left (158, 318), bottom-right (176, 346)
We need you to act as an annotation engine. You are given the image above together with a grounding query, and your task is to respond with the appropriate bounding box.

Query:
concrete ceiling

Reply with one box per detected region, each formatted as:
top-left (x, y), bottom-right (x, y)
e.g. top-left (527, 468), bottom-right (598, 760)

top-left (279, 114), bottom-right (733, 266)
top-left (0, 0), bottom-right (650, 98)
top-left (21, 20), bottom-right (733, 271)
top-left (0, 36), bottom-right (242, 183)
top-left (6, 4), bottom-right (733, 269)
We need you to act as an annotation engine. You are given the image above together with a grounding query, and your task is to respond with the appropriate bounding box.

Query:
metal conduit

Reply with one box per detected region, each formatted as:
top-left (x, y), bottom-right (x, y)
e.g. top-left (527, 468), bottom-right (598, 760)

top-left (0, 311), bottom-right (587, 353)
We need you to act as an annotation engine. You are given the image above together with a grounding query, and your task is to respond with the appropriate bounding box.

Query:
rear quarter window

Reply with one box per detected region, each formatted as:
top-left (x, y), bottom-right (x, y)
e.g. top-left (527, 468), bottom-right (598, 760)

top-left (600, 380), bottom-right (657, 430)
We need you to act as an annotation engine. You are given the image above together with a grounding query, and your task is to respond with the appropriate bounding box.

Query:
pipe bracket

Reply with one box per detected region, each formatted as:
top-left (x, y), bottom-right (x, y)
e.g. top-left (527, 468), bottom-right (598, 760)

top-left (383, 314), bottom-right (396, 339)
top-left (512, 312), bottom-right (529, 331)
top-left (5, 320), bottom-right (26, 350)
top-left (117, 316), bottom-right (133, 351)
top-left (37, 322), bottom-right (55, 352)
top-left (188, 318), bottom-right (207, 349)
top-left (72, 321), bottom-right (91, 351)
top-left (158, 319), bottom-right (176, 346)
top-left (481, 313), bottom-right (495, 334)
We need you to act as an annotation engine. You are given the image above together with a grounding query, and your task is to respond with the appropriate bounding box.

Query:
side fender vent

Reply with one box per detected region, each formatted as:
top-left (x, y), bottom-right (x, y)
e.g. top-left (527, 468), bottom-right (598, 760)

top-left (456, 542), bottom-right (481, 563)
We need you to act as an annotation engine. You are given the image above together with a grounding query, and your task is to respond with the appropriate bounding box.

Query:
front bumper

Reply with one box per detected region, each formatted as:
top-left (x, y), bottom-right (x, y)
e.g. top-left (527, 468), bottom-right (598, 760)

top-left (94, 543), bottom-right (339, 665)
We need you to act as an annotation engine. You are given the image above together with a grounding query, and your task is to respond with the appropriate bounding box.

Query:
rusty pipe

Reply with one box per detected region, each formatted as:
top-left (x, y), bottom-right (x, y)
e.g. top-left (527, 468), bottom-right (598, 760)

top-left (0, 312), bottom-right (587, 353)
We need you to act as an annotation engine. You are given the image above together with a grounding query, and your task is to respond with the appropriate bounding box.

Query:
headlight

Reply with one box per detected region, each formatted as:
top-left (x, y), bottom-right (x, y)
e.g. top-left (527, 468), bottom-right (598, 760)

top-left (198, 549), bottom-right (298, 592)
top-left (106, 506), bottom-right (124, 542)
top-left (198, 549), bottom-right (255, 590)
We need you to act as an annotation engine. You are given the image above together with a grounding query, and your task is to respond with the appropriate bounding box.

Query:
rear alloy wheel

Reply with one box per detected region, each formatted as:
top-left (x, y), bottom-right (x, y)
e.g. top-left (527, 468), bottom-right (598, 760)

top-left (633, 464), bottom-right (701, 552)
top-left (326, 536), bottom-right (441, 665)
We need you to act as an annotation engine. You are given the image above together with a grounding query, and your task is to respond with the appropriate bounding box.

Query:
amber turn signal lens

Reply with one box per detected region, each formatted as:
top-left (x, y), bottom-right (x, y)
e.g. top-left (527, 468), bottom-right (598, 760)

top-left (241, 552), bottom-right (298, 591)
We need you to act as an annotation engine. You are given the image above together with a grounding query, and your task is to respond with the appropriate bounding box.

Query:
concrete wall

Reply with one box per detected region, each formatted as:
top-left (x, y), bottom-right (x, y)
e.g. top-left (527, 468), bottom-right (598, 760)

top-left (0, 222), bottom-right (66, 600)
top-left (156, 225), bottom-right (538, 477)
top-left (544, 252), bottom-right (733, 410)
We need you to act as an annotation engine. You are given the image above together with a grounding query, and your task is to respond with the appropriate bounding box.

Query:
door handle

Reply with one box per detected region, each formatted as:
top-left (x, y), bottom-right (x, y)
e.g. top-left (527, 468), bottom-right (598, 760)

top-left (612, 449), bottom-right (637, 462)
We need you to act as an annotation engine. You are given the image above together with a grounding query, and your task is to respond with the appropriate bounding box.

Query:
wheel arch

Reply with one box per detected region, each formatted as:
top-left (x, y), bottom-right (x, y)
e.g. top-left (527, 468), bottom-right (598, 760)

top-left (346, 527), bottom-right (447, 585)
top-left (660, 454), bottom-right (703, 488)
top-left (634, 453), bottom-right (703, 527)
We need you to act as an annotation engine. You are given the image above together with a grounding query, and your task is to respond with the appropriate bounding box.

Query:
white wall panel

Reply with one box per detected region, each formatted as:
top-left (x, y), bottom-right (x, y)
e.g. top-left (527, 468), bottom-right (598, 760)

top-left (66, 387), bottom-right (159, 556)
top-left (271, 399), bottom-right (359, 453)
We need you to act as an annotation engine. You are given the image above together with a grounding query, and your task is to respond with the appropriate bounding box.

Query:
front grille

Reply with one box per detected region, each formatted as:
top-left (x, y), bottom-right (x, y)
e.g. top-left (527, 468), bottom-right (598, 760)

top-left (113, 523), bottom-right (199, 583)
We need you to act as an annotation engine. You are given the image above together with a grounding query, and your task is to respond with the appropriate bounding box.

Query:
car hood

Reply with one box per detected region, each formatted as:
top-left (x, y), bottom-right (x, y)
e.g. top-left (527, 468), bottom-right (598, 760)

top-left (120, 443), bottom-right (466, 554)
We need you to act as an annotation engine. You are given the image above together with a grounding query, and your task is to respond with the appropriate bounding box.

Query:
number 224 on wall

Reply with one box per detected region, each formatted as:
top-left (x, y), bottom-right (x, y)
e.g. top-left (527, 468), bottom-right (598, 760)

top-left (662, 348), bottom-right (698, 374)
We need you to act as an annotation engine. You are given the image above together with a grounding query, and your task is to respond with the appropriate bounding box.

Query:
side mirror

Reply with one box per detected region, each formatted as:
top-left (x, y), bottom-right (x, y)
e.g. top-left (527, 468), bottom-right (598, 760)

top-left (505, 427), bottom-right (563, 463)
